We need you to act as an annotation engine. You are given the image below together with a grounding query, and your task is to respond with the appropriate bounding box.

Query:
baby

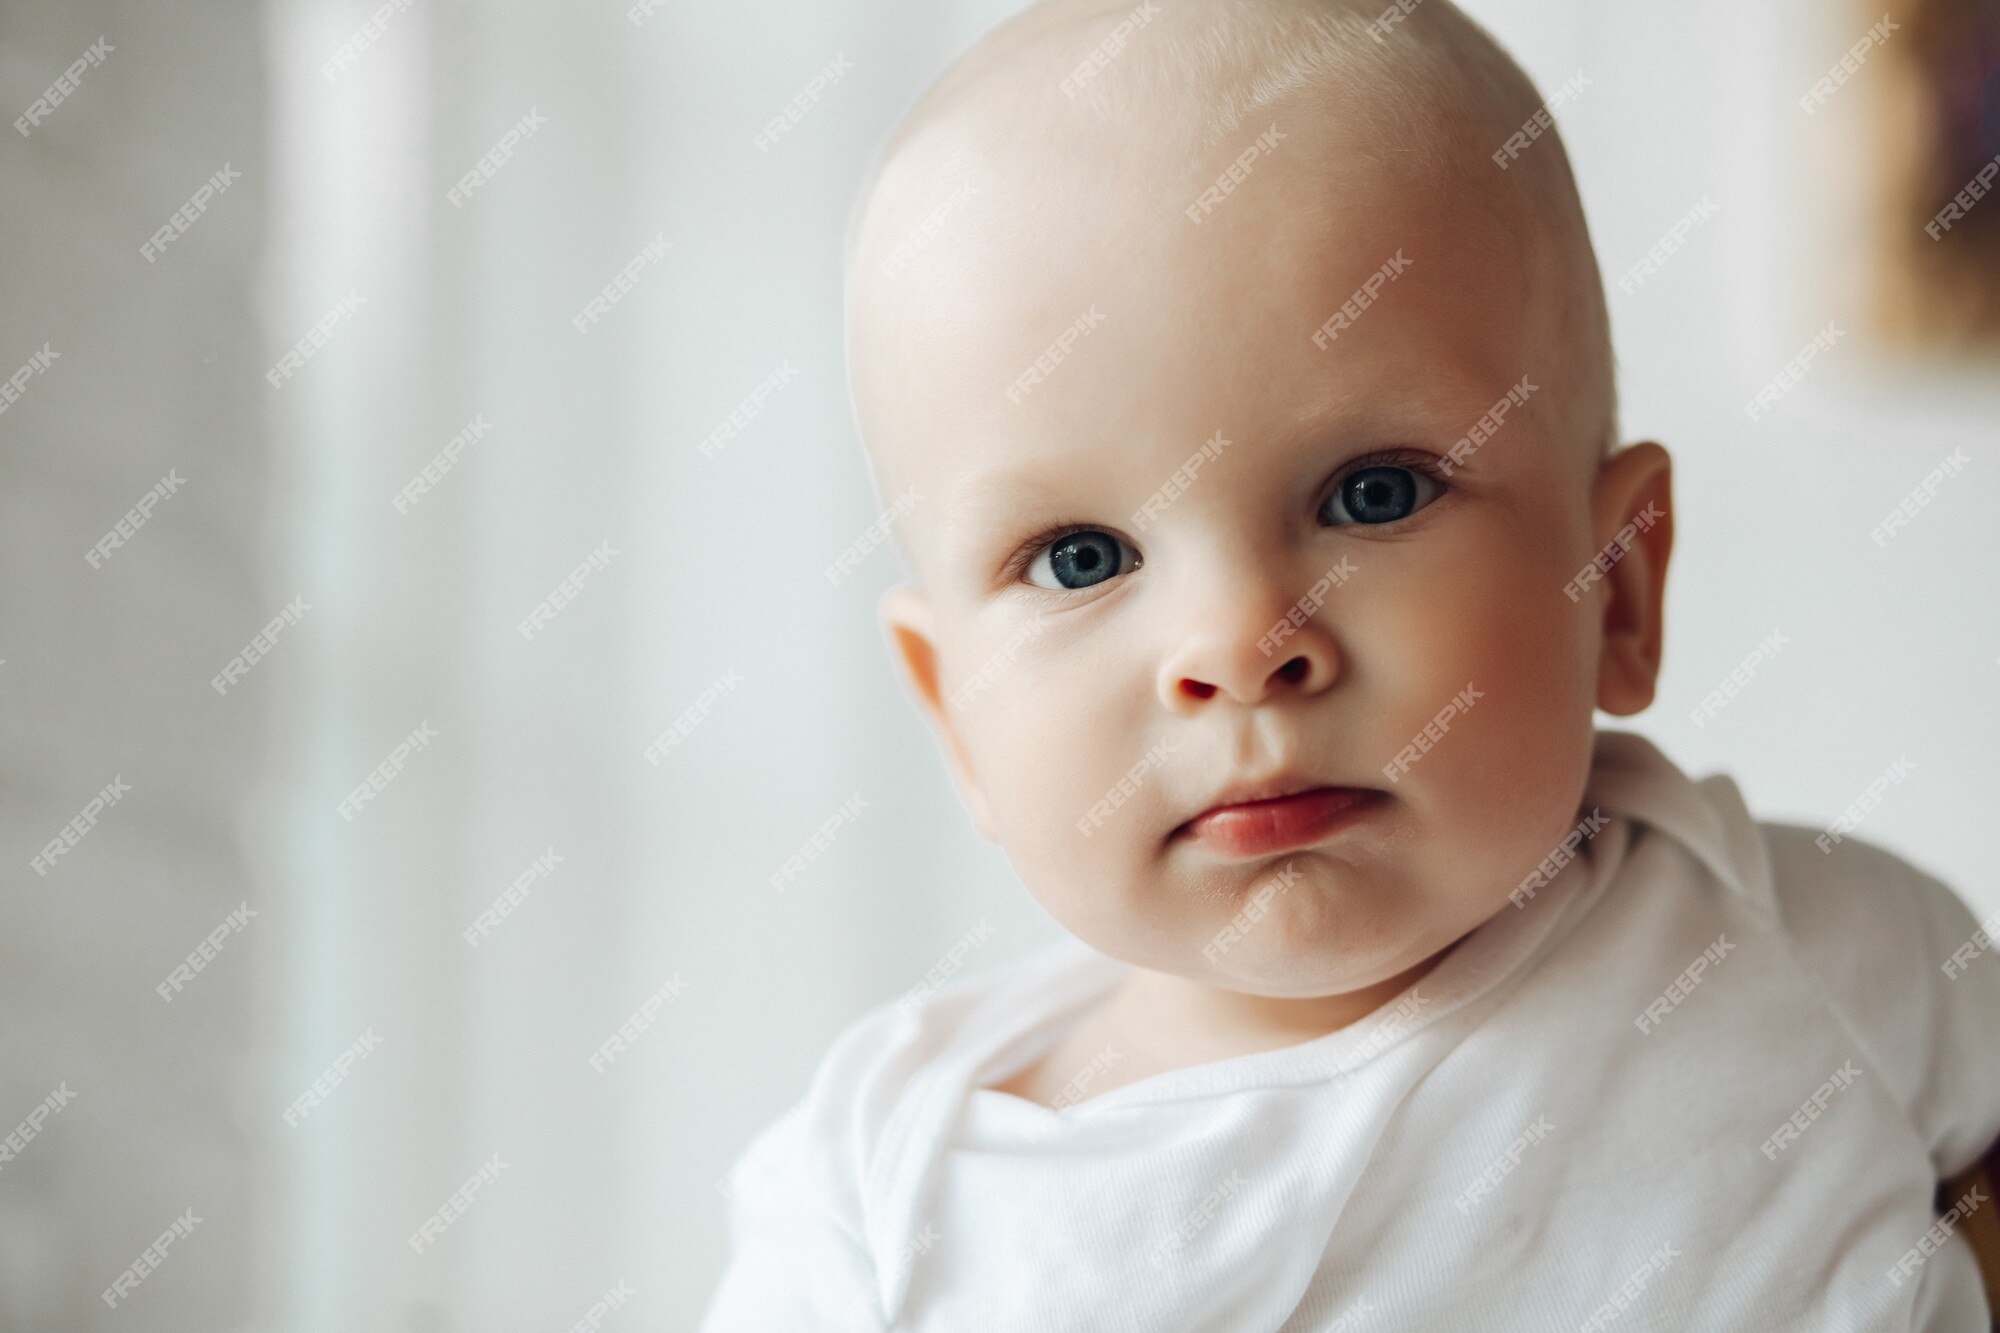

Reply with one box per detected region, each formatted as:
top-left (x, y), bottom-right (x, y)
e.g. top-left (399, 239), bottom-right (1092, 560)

top-left (701, 0), bottom-right (2000, 1327)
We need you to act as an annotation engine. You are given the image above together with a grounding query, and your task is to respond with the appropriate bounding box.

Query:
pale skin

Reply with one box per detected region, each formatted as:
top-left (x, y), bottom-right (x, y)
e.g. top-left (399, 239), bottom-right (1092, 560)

top-left (847, 40), bottom-right (1673, 1110)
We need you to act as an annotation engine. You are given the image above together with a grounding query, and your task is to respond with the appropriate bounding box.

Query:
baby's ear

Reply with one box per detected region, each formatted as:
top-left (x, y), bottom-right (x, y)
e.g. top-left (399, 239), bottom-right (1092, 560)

top-left (878, 584), bottom-right (998, 843)
top-left (1586, 441), bottom-right (1674, 717)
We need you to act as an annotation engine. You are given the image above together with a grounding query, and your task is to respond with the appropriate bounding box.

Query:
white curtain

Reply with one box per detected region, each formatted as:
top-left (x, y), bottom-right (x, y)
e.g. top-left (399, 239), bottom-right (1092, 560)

top-left (258, 1), bottom-right (1042, 1328)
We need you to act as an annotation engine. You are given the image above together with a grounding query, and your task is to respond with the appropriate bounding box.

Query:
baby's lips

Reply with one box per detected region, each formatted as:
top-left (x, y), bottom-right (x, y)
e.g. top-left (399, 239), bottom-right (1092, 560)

top-left (1173, 786), bottom-right (1386, 858)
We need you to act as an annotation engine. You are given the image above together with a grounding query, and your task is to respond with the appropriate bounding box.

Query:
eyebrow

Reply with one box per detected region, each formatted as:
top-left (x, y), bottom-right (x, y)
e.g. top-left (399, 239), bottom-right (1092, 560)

top-left (937, 391), bottom-right (1510, 562)
top-left (939, 464), bottom-right (1067, 539)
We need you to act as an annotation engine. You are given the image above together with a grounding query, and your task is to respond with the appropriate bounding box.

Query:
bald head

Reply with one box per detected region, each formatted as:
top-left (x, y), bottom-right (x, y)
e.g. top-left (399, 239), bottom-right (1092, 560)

top-left (845, 0), bottom-right (1618, 583)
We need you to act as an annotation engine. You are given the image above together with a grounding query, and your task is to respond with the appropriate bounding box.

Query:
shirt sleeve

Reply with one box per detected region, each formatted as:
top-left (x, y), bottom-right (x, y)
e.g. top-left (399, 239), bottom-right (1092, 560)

top-left (696, 1100), bottom-right (887, 1333)
top-left (1760, 820), bottom-right (2000, 1179)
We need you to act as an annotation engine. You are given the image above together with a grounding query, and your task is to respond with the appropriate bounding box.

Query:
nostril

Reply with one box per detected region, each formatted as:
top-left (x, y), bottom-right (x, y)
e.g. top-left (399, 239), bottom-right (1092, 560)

top-left (1277, 657), bottom-right (1309, 683)
top-left (1180, 679), bottom-right (1218, 700)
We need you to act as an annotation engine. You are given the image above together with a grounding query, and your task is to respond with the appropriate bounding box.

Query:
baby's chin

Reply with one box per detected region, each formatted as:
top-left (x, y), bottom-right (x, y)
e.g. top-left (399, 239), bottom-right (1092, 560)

top-left (1192, 933), bottom-right (1459, 1001)
top-left (1073, 903), bottom-right (1469, 1003)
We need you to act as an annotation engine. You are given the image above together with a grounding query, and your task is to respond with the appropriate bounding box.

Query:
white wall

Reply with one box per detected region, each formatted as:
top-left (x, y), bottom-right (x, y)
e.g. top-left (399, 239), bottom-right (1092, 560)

top-left (0, 2), bottom-right (264, 1328)
top-left (1457, 0), bottom-right (2000, 900)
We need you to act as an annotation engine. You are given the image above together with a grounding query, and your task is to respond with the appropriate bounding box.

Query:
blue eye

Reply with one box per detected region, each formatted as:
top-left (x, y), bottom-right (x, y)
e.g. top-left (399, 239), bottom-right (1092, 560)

top-left (1321, 464), bottom-right (1443, 526)
top-left (1024, 529), bottom-right (1140, 591)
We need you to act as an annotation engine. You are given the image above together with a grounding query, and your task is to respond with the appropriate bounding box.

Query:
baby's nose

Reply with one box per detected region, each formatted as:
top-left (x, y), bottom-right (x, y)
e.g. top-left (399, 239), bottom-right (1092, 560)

top-left (1156, 581), bottom-right (1341, 710)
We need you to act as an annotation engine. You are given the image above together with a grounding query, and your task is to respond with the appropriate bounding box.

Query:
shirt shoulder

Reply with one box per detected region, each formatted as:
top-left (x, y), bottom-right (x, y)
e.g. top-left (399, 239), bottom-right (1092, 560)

top-left (1758, 819), bottom-right (2000, 1176)
top-left (719, 934), bottom-right (1104, 1234)
top-left (700, 937), bottom-right (1106, 1330)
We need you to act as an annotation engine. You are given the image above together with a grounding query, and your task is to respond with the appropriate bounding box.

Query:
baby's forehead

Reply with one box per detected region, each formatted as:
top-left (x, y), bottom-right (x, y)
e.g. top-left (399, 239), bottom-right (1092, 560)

top-left (847, 1), bottom-right (1616, 564)
top-left (856, 134), bottom-right (1568, 475)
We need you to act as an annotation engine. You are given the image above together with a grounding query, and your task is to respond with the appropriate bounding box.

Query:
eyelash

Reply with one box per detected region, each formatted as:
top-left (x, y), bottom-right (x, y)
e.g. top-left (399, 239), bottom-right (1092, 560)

top-left (1001, 447), bottom-right (1452, 587)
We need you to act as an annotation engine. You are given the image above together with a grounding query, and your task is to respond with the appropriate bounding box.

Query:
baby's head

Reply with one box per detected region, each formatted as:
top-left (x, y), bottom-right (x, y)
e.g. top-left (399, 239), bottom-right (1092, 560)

top-left (844, 0), bottom-right (1673, 1001)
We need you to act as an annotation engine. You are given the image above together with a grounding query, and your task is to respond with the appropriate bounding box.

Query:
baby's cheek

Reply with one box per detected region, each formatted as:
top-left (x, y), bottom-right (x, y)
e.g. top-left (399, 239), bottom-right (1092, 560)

top-left (1393, 577), bottom-right (1597, 896)
top-left (961, 673), bottom-right (1151, 898)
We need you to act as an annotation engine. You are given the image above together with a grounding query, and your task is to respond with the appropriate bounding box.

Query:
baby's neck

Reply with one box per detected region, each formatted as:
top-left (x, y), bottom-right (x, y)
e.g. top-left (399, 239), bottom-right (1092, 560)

top-left (987, 943), bottom-right (1459, 1110)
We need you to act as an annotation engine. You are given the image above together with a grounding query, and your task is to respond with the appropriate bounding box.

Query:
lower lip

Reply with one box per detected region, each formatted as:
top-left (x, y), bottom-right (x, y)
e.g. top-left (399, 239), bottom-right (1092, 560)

top-left (1176, 787), bottom-right (1383, 858)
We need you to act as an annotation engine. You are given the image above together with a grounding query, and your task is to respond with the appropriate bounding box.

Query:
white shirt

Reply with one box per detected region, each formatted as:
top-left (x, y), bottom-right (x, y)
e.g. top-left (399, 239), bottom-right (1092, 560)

top-left (699, 729), bottom-right (2000, 1331)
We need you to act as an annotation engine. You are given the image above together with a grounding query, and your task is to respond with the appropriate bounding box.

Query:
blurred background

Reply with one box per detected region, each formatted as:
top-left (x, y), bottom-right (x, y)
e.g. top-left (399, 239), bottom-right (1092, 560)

top-left (2, 0), bottom-right (1996, 1328)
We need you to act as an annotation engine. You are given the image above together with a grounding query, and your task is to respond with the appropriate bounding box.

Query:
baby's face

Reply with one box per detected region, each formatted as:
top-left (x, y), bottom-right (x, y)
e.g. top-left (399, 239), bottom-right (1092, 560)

top-left (853, 106), bottom-right (1667, 999)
